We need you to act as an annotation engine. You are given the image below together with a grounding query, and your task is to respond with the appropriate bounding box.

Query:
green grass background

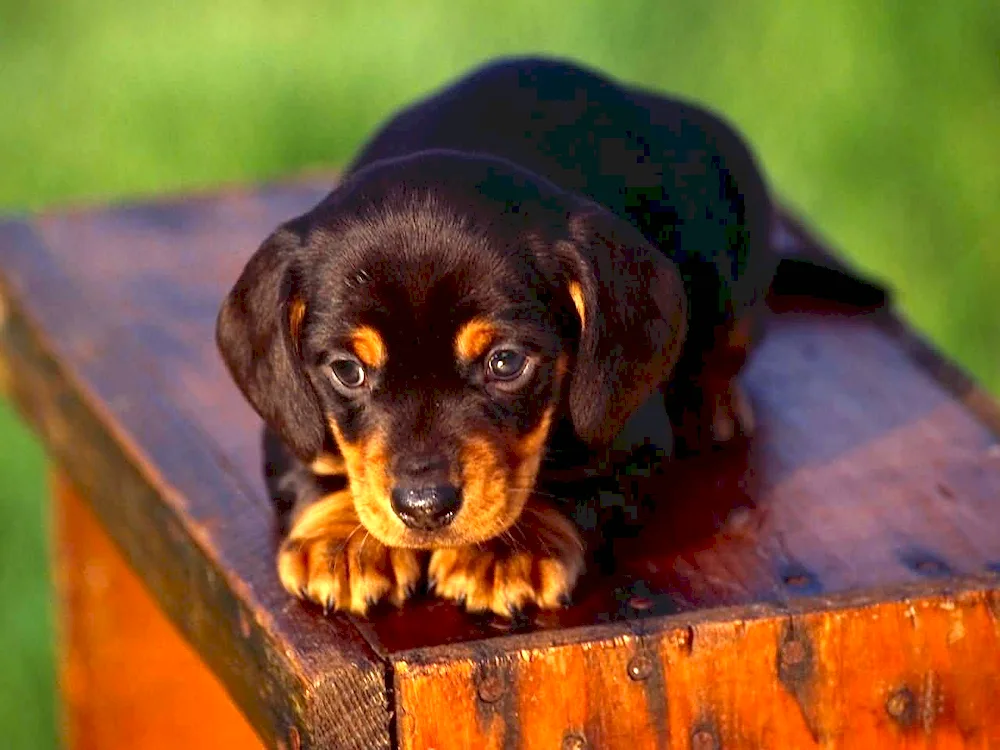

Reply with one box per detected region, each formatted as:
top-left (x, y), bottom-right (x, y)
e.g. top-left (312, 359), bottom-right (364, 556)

top-left (1, 1), bottom-right (997, 746)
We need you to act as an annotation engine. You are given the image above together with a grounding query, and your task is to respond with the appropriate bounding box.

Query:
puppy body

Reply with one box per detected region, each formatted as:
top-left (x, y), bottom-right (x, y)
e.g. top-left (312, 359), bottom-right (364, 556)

top-left (219, 58), bottom-right (776, 616)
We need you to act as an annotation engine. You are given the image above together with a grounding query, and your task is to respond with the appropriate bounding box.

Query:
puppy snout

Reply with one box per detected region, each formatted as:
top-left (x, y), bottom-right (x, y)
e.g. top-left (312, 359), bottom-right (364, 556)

top-left (390, 485), bottom-right (461, 531)
top-left (395, 453), bottom-right (449, 477)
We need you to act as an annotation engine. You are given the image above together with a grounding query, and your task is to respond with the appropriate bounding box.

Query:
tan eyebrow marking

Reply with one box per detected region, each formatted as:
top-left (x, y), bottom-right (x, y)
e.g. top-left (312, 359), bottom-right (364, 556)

top-left (455, 318), bottom-right (498, 361)
top-left (567, 281), bottom-right (586, 330)
top-left (350, 325), bottom-right (387, 369)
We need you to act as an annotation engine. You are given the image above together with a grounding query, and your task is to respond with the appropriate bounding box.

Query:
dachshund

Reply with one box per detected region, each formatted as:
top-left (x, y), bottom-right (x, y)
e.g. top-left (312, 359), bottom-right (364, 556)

top-left (216, 57), bottom-right (885, 617)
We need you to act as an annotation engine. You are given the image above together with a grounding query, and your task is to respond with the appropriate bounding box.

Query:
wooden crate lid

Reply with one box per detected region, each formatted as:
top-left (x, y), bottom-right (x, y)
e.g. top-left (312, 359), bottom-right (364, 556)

top-left (0, 177), bottom-right (997, 748)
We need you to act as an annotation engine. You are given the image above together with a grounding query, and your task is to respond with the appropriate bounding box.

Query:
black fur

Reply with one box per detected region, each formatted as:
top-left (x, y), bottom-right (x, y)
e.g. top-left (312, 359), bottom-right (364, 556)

top-left (217, 56), bottom-right (884, 554)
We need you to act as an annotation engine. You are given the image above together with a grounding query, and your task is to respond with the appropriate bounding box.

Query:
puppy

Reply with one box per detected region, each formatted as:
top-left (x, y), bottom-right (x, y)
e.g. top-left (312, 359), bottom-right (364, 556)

top-left (217, 57), bottom-right (786, 617)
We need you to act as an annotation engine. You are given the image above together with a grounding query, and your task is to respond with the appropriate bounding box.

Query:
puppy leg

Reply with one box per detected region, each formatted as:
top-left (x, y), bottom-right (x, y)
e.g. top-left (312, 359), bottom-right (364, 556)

top-left (428, 499), bottom-right (584, 617)
top-left (277, 490), bottom-right (423, 615)
top-left (667, 313), bottom-right (759, 453)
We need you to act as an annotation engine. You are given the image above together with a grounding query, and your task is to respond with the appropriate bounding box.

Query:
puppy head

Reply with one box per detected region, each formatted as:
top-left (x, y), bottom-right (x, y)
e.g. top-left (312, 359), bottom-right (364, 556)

top-left (217, 152), bottom-right (686, 548)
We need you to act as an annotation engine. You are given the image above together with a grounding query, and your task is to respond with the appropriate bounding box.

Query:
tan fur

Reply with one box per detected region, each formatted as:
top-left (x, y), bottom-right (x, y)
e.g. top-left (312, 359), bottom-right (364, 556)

top-left (277, 489), bottom-right (422, 614)
top-left (454, 318), bottom-right (498, 361)
top-left (288, 297), bottom-right (306, 350)
top-left (349, 325), bottom-right (387, 369)
top-left (728, 315), bottom-right (753, 350)
top-left (554, 352), bottom-right (569, 380)
top-left (428, 498), bottom-right (584, 615)
top-left (329, 421), bottom-right (399, 545)
top-left (310, 452), bottom-right (346, 476)
top-left (711, 379), bottom-right (755, 441)
top-left (456, 407), bottom-right (554, 544)
top-left (567, 281), bottom-right (586, 330)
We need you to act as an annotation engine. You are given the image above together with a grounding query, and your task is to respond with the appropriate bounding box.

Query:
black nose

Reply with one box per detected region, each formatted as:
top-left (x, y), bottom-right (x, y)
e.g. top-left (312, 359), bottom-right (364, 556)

top-left (390, 485), bottom-right (461, 531)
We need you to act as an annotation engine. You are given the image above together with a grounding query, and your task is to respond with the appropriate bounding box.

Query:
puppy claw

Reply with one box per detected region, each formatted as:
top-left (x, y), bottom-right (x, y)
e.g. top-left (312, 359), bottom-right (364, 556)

top-left (709, 381), bottom-right (753, 443)
top-left (732, 382), bottom-right (755, 435)
top-left (711, 410), bottom-right (736, 443)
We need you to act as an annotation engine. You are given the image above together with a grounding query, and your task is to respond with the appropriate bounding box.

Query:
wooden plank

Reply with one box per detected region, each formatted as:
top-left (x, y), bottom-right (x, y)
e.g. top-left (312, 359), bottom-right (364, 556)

top-left (54, 472), bottom-right (264, 749)
top-left (394, 583), bottom-right (1000, 748)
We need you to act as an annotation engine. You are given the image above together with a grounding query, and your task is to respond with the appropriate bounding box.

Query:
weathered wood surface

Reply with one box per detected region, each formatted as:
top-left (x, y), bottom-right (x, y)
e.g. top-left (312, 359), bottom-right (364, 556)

top-left (54, 473), bottom-right (264, 749)
top-left (0, 176), bottom-right (998, 747)
top-left (394, 583), bottom-right (1000, 748)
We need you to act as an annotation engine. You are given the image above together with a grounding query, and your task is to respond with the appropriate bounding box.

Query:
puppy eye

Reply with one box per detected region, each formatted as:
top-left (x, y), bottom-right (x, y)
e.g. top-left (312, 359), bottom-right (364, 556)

top-left (328, 357), bottom-right (366, 389)
top-left (485, 348), bottom-right (529, 382)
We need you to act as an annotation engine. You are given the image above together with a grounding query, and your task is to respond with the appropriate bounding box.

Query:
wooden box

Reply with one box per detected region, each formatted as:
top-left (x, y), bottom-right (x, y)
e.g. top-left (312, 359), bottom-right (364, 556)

top-left (0, 176), bottom-right (997, 749)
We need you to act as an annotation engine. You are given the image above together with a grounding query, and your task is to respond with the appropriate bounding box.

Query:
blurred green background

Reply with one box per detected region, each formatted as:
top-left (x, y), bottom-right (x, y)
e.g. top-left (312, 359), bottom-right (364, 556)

top-left (1, 1), bottom-right (997, 746)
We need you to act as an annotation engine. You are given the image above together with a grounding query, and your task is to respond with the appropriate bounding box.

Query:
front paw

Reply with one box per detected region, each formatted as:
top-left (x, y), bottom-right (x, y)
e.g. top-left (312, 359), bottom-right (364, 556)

top-left (277, 492), bottom-right (422, 615)
top-left (428, 503), bottom-right (584, 617)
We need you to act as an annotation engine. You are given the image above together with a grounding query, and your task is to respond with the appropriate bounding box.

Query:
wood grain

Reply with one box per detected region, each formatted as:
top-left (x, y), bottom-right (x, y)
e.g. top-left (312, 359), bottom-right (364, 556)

top-left (0, 176), bottom-right (997, 747)
top-left (54, 472), bottom-right (265, 749)
top-left (395, 584), bottom-right (1000, 749)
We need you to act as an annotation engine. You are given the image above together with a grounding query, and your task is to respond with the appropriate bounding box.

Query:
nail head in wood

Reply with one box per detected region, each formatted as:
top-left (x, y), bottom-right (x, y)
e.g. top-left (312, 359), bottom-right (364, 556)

top-left (885, 686), bottom-right (917, 727)
top-left (691, 728), bottom-right (719, 750)
top-left (779, 639), bottom-right (807, 667)
top-left (627, 653), bottom-right (654, 681)
top-left (628, 594), bottom-right (655, 611)
top-left (477, 674), bottom-right (505, 704)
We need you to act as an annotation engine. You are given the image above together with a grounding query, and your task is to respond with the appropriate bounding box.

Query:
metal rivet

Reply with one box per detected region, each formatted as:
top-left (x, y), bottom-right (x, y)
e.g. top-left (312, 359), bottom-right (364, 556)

top-left (562, 732), bottom-right (588, 750)
top-left (629, 594), bottom-right (655, 610)
top-left (886, 686), bottom-right (916, 726)
top-left (779, 639), bottom-right (807, 667)
top-left (691, 728), bottom-right (718, 750)
top-left (477, 674), bottom-right (504, 703)
top-left (627, 653), bottom-right (654, 681)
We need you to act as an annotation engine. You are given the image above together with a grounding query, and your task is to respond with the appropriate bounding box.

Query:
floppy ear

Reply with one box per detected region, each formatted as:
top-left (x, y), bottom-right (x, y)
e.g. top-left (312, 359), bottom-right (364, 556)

top-left (216, 227), bottom-right (325, 461)
top-left (559, 206), bottom-right (688, 447)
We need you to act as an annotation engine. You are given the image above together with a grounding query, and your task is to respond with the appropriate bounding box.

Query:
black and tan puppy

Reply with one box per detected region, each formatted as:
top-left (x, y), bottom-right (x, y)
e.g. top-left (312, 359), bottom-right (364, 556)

top-left (216, 58), bottom-right (845, 617)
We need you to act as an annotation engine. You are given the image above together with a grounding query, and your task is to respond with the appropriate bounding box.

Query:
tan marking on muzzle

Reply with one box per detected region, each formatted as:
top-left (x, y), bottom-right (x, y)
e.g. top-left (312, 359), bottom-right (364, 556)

top-left (456, 407), bottom-right (555, 544)
top-left (328, 420), bottom-right (395, 543)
